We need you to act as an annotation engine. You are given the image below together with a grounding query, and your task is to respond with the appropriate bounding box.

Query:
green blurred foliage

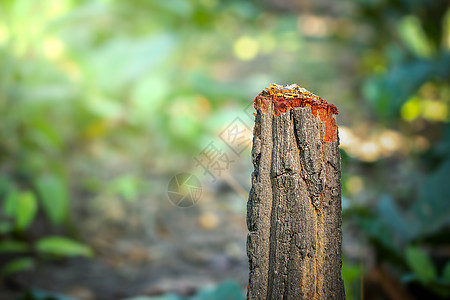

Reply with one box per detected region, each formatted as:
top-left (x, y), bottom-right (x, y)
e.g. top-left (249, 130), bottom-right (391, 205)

top-left (344, 0), bottom-right (450, 298)
top-left (1, 257), bottom-right (35, 278)
top-left (342, 260), bottom-right (363, 300)
top-left (34, 174), bottom-right (69, 225)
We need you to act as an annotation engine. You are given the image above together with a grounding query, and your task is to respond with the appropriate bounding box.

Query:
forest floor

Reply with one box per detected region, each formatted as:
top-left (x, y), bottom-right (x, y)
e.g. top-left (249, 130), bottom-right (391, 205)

top-left (0, 175), bottom-right (250, 300)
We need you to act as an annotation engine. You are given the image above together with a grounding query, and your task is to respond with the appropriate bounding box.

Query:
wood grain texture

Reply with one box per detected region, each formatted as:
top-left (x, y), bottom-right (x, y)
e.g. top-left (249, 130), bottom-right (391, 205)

top-left (247, 104), bottom-right (344, 300)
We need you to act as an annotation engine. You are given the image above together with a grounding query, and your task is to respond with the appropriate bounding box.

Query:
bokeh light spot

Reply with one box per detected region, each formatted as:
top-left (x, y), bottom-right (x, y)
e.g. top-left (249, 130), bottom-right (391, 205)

top-left (233, 36), bottom-right (259, 61)
top-left (43, 38), bottom-right (64, 60)
top-left (339, 126), bottom-right (357, 148)
top-left (198, 211), bottom-right (219, 230)
top-left (378, 130), bottom-right (401, 152)
top-left (401, 98), bottom-right (421, 121)
top-left (422, 100), bottom-right (448, 121)
top-left (360, 141), bottom-right (380, 162)
top-left (0, 25), bottom-right (8, 45)
top-left (346, 176), bottom-right (364, 195)
top-left (298, 15), bottom-right (328, 37)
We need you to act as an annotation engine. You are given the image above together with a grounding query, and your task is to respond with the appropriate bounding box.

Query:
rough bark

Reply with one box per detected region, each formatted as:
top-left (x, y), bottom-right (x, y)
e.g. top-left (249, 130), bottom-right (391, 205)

top-left (247, 102), bottom-right (344, 299)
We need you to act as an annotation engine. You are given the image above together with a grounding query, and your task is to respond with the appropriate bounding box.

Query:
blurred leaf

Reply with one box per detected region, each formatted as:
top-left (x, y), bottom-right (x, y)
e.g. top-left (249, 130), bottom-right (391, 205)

top-left (372, 158), bottom-right (450, 243)
top-left (411, 158), bottom-right (450, 238)
top-left (406, 246), bottom-right (437, 283)
top-left (364, 53), bottom-right (450, 118)
top-left (110, 175), bottom-right (140, 202)
top-left (4, 187), bottom-right (18, 218)
top-left (16, 191), bottom-right (38, 231)
top-left (342, 261), bottom-right (362, 300)
top-left (443, 261), bottom-right (450, 282)
top-left (377, 194), bottom-right (416, 241)
top-left (398, 15), bottom-right (433, 57)
top-left (36, 236), bottom-right (93, 258)
top-left (1, 257), bottom-right (34, 277)
top-left (131, 73), bottom-right (170, 119)
top-left (400, 97), bottom-right (421, 121)
top-left (0, 240), bottom-right (29, 253)
top-left (29, 118), bottom-right (64, 152)
top-left (357, 215), bottom-right (401, 255)
top-left (35, 174), bottom-right (69, 226)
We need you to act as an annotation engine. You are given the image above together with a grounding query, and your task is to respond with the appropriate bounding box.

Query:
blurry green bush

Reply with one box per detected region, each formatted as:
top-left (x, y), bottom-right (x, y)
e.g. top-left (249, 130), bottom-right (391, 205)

top-left (343, 0), bottom-right (450, 298)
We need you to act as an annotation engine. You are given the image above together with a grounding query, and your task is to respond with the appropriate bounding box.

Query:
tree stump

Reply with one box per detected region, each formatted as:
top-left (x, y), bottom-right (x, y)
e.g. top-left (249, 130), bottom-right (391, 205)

top-left (247, 84), bottom-right (344, 300)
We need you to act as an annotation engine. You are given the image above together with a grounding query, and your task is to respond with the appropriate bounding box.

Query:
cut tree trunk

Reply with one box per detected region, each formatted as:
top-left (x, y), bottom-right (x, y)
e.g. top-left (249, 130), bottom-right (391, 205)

top-left (247, 84), bottom-right (345, 300)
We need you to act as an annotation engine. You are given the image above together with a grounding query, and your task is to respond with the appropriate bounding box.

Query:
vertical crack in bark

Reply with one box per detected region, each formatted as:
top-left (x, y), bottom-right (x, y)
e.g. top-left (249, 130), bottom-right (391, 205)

top-left (313, 122), bottom-right (327, 300)
top-left (314, 209), bottom-right (323, 300)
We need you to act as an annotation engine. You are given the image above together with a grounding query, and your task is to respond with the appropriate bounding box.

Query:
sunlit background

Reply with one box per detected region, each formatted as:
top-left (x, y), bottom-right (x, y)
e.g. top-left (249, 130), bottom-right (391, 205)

top-left (1, 0), bottom-right (449, 299)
